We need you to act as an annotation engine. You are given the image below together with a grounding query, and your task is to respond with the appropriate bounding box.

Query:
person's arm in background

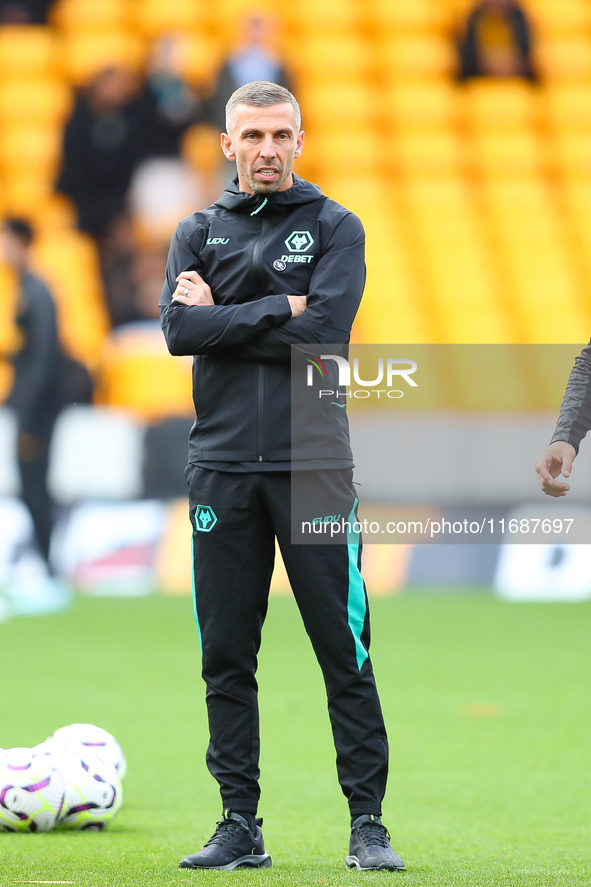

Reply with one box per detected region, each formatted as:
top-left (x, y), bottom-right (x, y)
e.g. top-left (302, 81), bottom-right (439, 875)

top-left (55, 100), bottom-right (87, 205)
top-left (8, 279), bottom-right (60, 452)
top-left (228, 212), bottom-right (365, 361)
top-left (159, 220), bottom-right (296, 355)
top-left (534, 341), bottom-right (591, 496)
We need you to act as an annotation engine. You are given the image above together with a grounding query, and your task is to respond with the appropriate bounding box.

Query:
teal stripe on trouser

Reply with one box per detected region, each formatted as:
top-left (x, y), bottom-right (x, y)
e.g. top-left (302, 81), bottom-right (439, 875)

top-left (346, 498), bottom-right (369, 670)
top-left (190, 526), bottom-right (203, 654)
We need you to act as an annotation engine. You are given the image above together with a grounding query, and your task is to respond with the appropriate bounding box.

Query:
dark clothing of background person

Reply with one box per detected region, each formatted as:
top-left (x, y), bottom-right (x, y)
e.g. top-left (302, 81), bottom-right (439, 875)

top-left (7, 272), bottom-right (63, 566)
top-left (0, 0), bottom-right (52, 23)
top-left (550, 342), bottom-right (591, 454)
top-left (56, 90), bottom-right (145, 239)
top-left (138, 74), bottom-right (201, 159)
top-left (458, 0), bottom-right (536, 81)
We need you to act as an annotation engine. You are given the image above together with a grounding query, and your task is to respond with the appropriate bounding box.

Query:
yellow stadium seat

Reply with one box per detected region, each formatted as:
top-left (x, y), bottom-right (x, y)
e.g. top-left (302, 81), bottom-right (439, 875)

top-left (553, 132), bottom-right (591, 177)
top-left (403, 174), bottom-right (471, 213)
top-left (31, 231), bottom-right (110, 370)
top-left (484, 179), bottom-right (560, 240)
top-left (205, 2), bottom-right (290, 45)
top-left (385, 80), bottom-right (459, 129)
top-left (562, 179), bottom-right (591, 285)
top-left (97, 325), bottom-right (193, 422)
top-left (293, 34), bottom-right (375, 80)
top-left (59, 31), bottom-right (146, 84)
top-left (419, 243), bottom-right (509, 342)
top-left (0, 78), bottom-right (72, 125)
top-left (130, 0), bottom-right (207, 38)
top-left (361, 219), bottom-right (429, 343)
top-left (3, 174), bottom-right (53, 215)
top-left (297, 0), bottom-right (363, 31)
top-left (172, 33), bottom-right (222, 88)
top-left (182, 124), bottom-right (224, 176)
top-left (444, 0), bottom-right (475, 17)
top-left (528, 0), bottom-right (591, 36)
top-left (545, 83), bottom-right (591, 130)
top-left (563, 179), bottom-right (591, 224)
top-left (396, 129), bottom-right (465, 176)
top-left (483, 176), bottom-right (547, 213)
top-left (302, 82), bottom-right (377, 128)
top-left (51, 0), bottom-right (131, 31)
top-left (373, 0), bottom-right (452, 32)
top-left (0, 26), bottom-right (57, 77)
top-left (482, 179), bottom-right (587, 340)
top-left (358, 272), bottom-right (429, 343)
top-left (0, 263), bottom-right (20, 359)
top-left (310, 129), bottom-right (382, 175)
top-left (402, 177), bottom-right (510, 344)
top-left (34, 193), bottom-right (78, 231)
top-left (472, 130), bottom-right (546, 176)
top-left (382, 34), bottom-right (457, 78)
top-left (0, 358), bottom-right (14, 403)
top-left (463, 78), bottom-right (539, 129)
top-left (534, 36), bottom-right (591, 80)
top-left (315, 176), bottom-right (385, 215)
top-left (0, 125), bottom-right (62, 179)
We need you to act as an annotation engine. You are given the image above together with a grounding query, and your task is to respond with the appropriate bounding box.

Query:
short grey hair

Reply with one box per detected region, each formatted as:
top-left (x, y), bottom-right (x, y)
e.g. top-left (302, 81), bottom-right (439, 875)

top-left (225, 81), bottom-right (301, 134)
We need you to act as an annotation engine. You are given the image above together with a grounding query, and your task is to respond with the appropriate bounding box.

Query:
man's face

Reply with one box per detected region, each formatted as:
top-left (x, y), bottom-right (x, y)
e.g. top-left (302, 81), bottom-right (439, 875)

top-left (221, 103), bottom-right (304, 194)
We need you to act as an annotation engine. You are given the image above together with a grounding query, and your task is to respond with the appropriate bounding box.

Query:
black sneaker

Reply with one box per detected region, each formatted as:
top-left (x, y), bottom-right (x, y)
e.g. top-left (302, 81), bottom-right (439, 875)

top-left (346, 814), bottom-right (406, 871)
top-left (179, 810), bottom-right (272, 870)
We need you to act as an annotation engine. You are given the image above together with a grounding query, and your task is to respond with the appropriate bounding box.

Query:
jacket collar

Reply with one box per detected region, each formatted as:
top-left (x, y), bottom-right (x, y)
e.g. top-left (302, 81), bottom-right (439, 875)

top-left (214, 173), bottom-right (324, 215)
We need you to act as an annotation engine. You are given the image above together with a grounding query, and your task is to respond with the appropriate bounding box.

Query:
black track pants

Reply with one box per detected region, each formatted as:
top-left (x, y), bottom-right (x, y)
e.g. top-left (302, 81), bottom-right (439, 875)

top-left (18, 432), bottom-right (54, 568)
top-left (186, 465), bottom-right (389, 817)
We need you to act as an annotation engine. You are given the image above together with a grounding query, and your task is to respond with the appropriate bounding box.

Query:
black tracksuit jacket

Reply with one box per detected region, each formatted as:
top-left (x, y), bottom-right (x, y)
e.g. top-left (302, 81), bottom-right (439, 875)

top-left (159, 174), bottom-right (365, 467)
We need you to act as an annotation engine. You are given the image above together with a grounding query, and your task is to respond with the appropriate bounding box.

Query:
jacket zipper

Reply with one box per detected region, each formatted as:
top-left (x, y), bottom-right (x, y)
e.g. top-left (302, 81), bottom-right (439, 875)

top-left (251, 212), bottom-right (272, 461)
top-left (257, 363), bottom-right (265, 460)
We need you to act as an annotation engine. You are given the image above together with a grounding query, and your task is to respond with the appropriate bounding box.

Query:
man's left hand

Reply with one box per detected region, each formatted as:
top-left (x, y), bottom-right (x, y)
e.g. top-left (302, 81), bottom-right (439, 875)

top-left (173, 270), bottom-right (214, 306)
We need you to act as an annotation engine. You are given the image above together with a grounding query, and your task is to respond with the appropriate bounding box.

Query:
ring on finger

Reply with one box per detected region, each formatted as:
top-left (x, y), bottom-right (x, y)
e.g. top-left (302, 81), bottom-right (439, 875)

top-left (183, 287), bottom-right (189, 296)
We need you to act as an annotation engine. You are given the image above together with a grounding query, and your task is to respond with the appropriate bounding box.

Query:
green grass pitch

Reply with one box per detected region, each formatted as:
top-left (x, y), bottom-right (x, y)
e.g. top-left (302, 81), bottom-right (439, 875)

top-left (1, 591), bottom-right (590, 886)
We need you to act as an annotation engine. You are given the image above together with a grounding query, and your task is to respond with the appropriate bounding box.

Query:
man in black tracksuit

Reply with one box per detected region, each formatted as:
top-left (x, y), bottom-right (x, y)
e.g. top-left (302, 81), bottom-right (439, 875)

top-left (1, 221), bottom-right (60, 563)
top-left (160, 81), bottom-right (404, 872)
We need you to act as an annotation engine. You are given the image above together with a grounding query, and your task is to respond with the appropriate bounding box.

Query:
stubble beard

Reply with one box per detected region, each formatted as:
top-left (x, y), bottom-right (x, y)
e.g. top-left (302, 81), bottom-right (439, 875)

top-left (239, 160), bottom-right (290, 195)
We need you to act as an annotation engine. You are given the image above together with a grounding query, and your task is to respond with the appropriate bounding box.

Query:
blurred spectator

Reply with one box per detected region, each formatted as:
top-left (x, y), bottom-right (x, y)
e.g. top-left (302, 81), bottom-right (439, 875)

top-left (99, 214), bottom-right (138, 327)
top-left (0, 0), bottom-right (52, 23)
top-left (129, 156), bottom-right (204, 245)
top-left (56, 67), bottom-right (144, 241)
top-left (101, 215), bottom-right (168, 328)
top-left (204, 12), bottom-right (291, 132)
top-left (0, 218), bottom-right (75, 612)
top-left (458, 0), bottom-right (536, 81)
top-left (140, 34), bottom-right (202, 158)
top-left (130, 249), bottom-right (167, 322)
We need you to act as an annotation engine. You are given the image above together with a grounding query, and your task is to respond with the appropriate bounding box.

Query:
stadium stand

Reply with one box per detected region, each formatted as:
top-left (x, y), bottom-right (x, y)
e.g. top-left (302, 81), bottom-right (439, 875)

top-left (1, 0), bottom-right (591, 425)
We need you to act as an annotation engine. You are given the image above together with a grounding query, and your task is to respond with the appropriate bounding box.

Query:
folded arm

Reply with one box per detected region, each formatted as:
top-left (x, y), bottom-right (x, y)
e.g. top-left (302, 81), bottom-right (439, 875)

top-left (229, 212), bottom-right (366, 361)
top-left (159, 223), bottom-right (293, 356)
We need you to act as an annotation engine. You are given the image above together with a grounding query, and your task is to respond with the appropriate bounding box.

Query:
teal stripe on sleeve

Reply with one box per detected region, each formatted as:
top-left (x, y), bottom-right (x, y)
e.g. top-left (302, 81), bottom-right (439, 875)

top-left (346, 498), bottom-right (369, 670)
top-left (190, 530), bottom-right (203, 655)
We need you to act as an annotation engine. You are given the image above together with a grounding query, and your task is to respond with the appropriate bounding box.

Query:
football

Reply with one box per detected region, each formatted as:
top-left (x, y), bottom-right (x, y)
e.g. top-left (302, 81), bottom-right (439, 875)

top-left (47, 745), bottom-right (123, 831)
top-left (0, 747), bottom-right (66, 832)
top-left (46, 723), bottom-right (127, 782)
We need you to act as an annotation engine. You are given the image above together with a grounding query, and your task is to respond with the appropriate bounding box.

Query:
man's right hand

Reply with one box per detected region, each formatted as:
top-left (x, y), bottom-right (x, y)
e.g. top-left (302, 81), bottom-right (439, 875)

top-left (287, 295), bottom-right (306, 317)
top-left (174, 270), bottom-right (214, 306)
top-left (534, 440), bottom-right (577, 497)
